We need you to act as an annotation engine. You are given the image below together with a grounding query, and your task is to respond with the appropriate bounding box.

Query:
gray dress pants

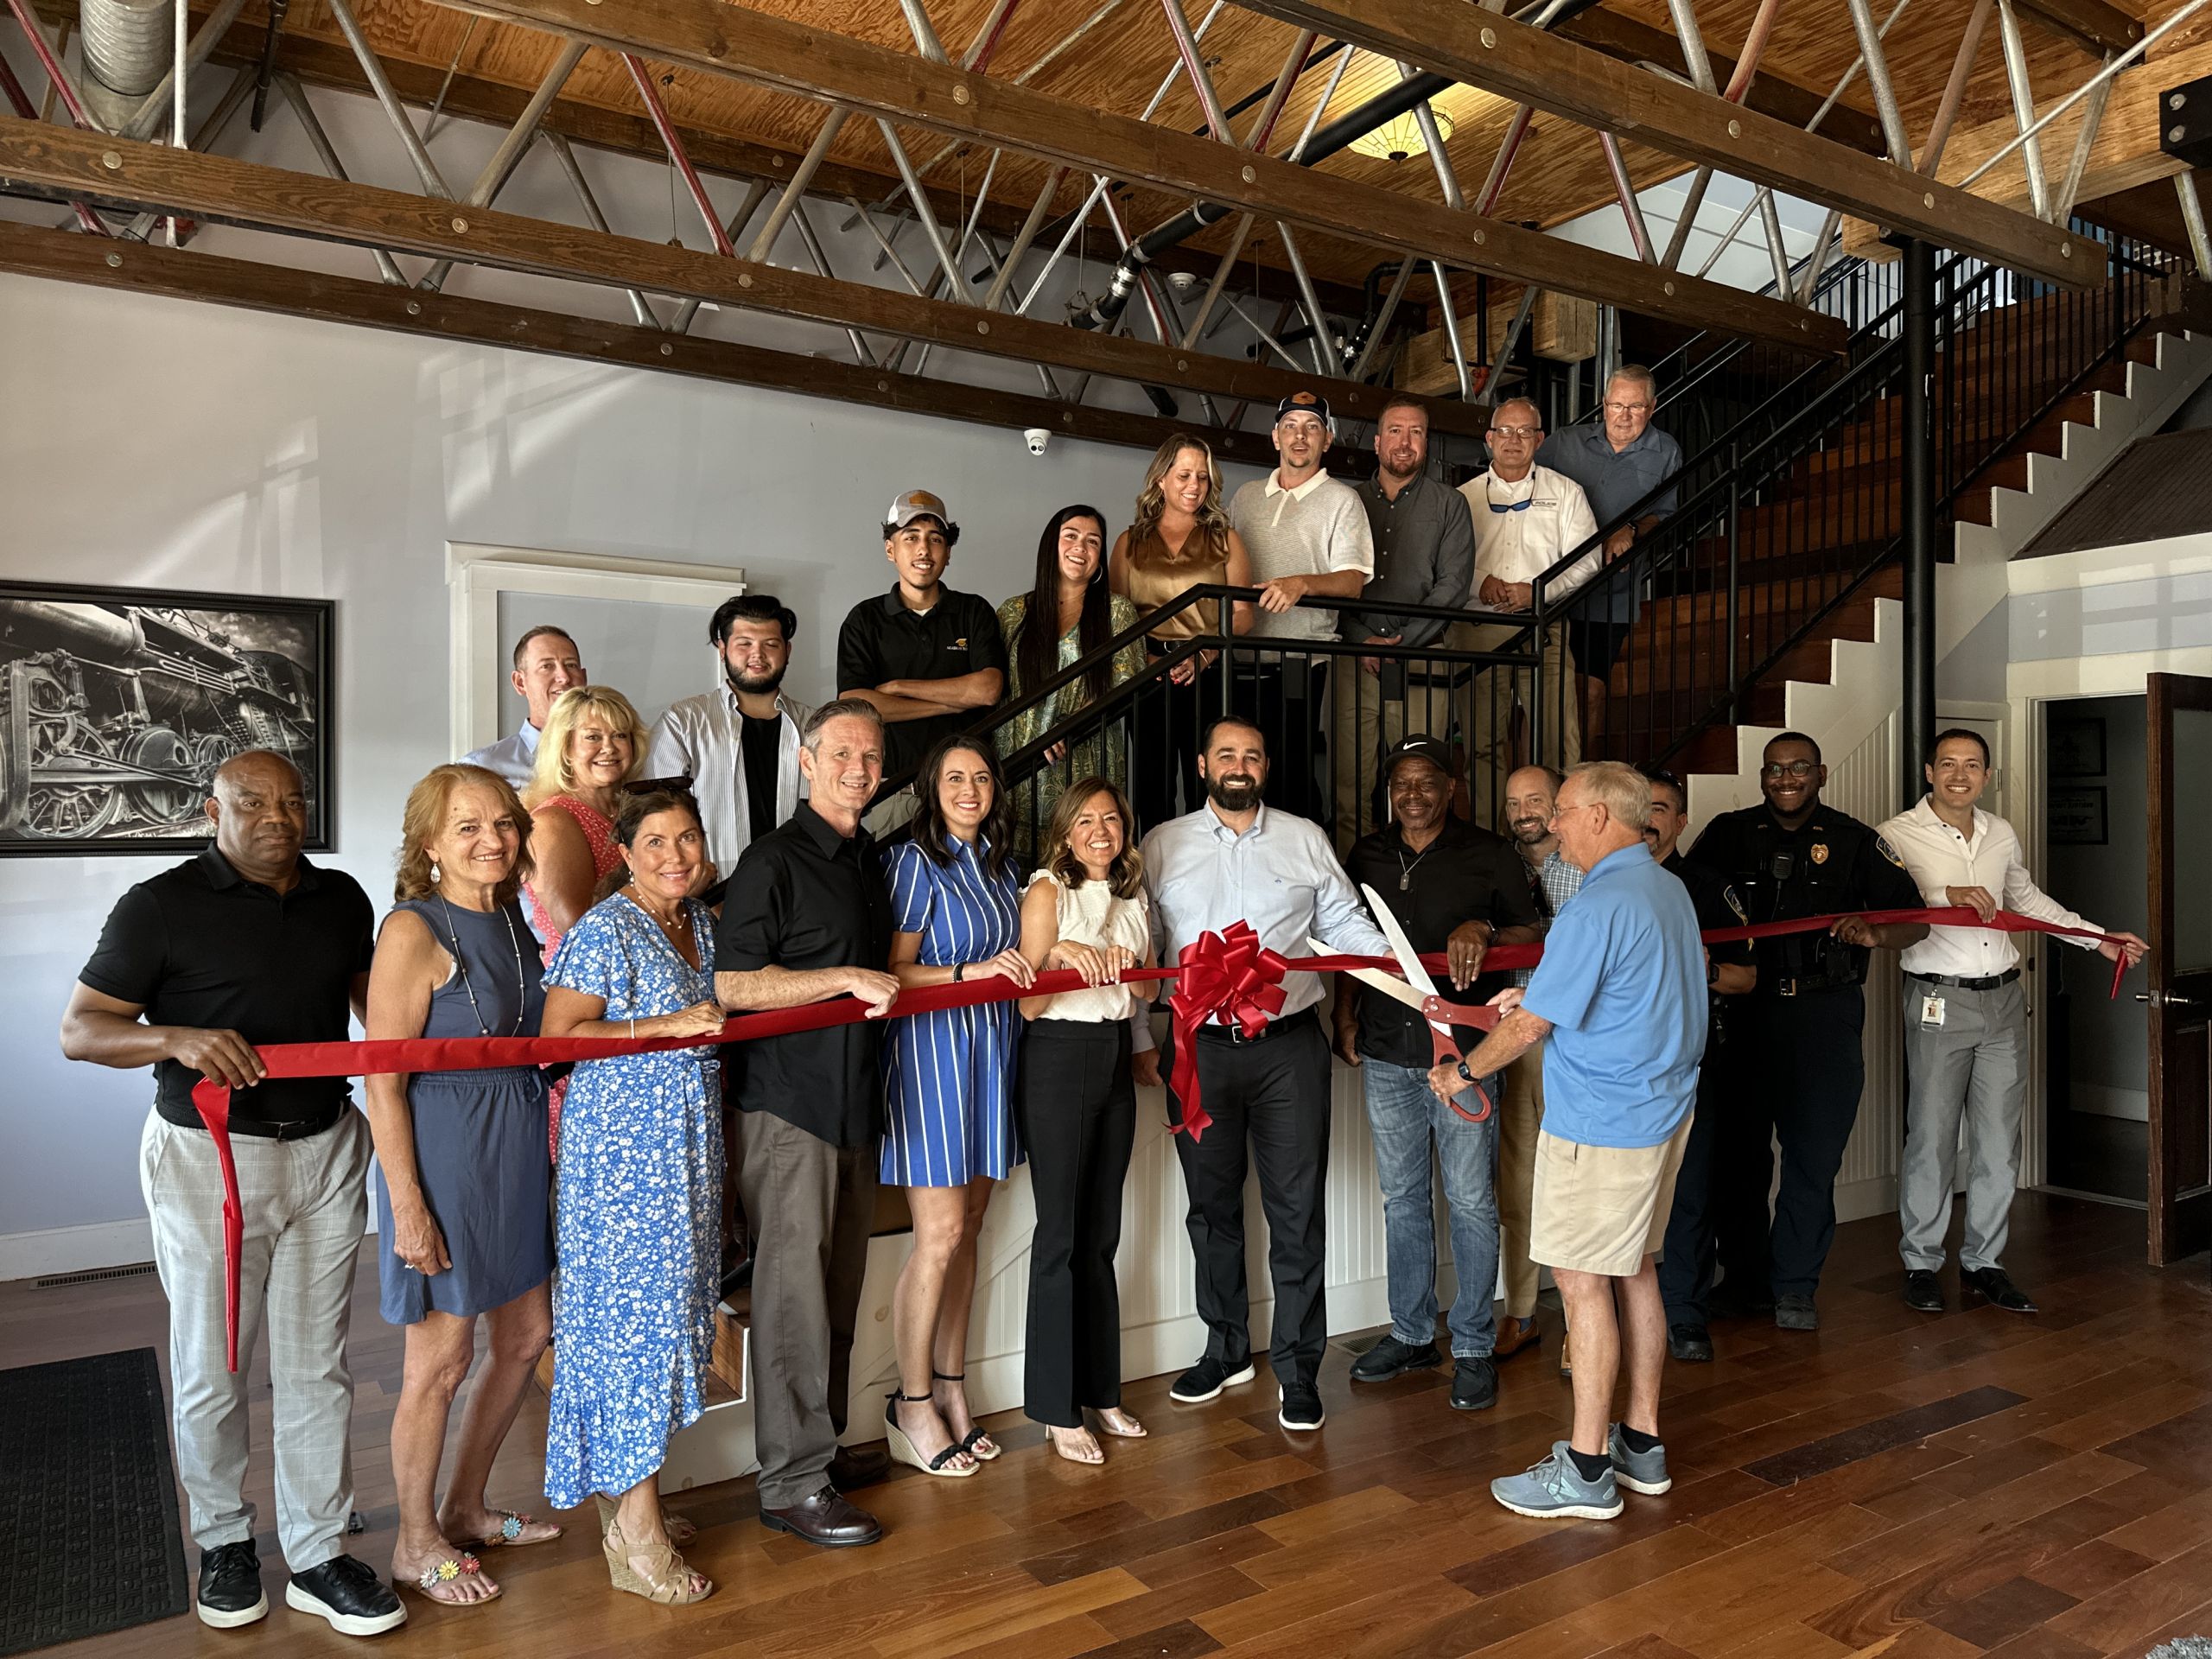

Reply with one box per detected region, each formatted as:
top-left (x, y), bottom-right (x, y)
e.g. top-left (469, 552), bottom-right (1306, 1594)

top-left (1897, 977), bottom-right (2028, 1274)
top-left (139, 1109), bottom-right (371, 1570)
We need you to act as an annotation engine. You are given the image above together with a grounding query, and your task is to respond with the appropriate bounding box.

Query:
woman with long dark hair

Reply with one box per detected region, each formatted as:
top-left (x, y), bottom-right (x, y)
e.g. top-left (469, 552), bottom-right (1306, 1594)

top-left (879, 735), bottom-right (1032, 1478)
top-left (996, 505), bottom-right (1146, 852)
top-left (1109, 435), bottom-right (1255, 832)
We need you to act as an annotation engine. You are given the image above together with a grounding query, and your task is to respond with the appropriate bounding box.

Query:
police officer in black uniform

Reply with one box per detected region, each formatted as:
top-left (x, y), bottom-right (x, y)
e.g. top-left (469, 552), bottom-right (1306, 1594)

top-left (1641, 768), bottom-right (1757, 1363)
top-left (1688, 733), bottom-right (1926, 1332)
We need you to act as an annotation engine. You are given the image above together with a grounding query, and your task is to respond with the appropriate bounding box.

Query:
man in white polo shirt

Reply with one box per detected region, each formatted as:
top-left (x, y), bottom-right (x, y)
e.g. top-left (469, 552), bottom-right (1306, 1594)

top-left (1227, 391), bottom-right (1373, 824)
top-left (1454, 398), bottom-right (1599, 825)
top-left (1878, 728), bottom-right (2144, 1317)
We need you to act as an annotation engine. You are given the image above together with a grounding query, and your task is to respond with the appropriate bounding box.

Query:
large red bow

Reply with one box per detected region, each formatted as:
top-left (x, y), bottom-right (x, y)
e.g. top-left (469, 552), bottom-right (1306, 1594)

top-left (1166, 922), bottom-right (1291, 1141)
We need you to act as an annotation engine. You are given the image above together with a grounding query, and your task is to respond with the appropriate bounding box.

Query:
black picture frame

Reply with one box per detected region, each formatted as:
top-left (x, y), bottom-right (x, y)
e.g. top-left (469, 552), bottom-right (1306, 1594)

top-left (2048, 785), bottom-right (2107, 847)
top-left (2049, 715), bottom-right (2107, 778)
top-left (0, 581), bottom-right (334, 856)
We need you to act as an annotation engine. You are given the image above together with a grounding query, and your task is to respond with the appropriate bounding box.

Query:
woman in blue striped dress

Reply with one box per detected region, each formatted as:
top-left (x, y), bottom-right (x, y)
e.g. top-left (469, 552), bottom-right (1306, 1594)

top-left (880, 735), bottom-right (1033, 1478)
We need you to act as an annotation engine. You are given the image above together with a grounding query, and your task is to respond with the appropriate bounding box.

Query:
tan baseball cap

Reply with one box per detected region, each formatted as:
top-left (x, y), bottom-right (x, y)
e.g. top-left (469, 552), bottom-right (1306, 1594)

top-left (885, 489), bottom-right (955, 531)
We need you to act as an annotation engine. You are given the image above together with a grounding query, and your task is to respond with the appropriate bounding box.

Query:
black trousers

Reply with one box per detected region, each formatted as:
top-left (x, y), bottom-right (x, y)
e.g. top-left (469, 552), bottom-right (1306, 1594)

top-left (1161, 1011), bottom-right (1332, 1392)
top-left (1018, 1019), bottom-right (1136, 1427)
top-left (1131, 657), bottom-right (1223, 836)
top-left (1714, 989), bottom-right (1868, 1302)
top-left (1232, 659), bottom-right (1331, 826)
top-left (1658, 1045), bottom-right (1729, 1324)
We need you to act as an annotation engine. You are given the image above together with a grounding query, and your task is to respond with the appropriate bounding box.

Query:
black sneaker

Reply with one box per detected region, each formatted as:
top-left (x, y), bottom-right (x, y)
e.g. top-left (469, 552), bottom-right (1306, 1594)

top-left (1278, 1382), bottom-right (1326, 1432)
top-left (1774, 1294), bottom-right (1820, 1332)
top-left (1351, 1335), bottom-right (1442, 1382)
top-left (1449, 1357), bottom-right (1498, 1411)
top-left (197, 1540), bottom-right (268, 1629)
top-left (285, 1555), bottom-right (406, 1637)
top-left (1667, 1323), bottom-right (1713, 1363)
top-left (1903, 1269), bottom-right (1944, 1313)
top-left (1169, 1354), bottom-right (1256, 1403)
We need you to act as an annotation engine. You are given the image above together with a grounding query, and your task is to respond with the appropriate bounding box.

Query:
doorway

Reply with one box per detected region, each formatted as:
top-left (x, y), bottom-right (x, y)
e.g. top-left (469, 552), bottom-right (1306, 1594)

top-left (2039, 693), bottom-right (2149, 1205)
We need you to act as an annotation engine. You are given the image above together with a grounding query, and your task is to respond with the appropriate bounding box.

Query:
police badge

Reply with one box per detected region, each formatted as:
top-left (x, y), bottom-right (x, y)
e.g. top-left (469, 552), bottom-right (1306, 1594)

top-left (1810, 843), bottom-right (1829, 864)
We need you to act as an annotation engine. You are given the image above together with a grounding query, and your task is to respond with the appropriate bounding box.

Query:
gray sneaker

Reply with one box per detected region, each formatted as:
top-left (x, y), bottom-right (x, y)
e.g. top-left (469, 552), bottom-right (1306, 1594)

top-left (1606, 1423), bottom-right (1672, 1495)
top-left (1491, 1440), bottom-right (1624, 1520)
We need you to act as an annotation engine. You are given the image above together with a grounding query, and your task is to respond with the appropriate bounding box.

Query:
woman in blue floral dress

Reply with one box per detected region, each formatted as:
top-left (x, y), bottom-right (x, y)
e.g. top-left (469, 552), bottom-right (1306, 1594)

top-left (537, 788), bottom-right (727, 1605)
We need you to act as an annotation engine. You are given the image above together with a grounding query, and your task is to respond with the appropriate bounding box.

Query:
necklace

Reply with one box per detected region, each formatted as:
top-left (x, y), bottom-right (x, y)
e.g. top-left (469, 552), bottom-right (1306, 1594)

top-left (436, 895), bottom-right (526, 1037)
top-left (632, 892), bottom-right (696, 962)
top-left (1394, 837), bottom-right (1437, 893)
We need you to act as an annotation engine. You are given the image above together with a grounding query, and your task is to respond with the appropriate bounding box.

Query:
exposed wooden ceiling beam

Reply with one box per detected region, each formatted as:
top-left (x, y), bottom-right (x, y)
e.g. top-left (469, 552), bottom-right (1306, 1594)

top-left (0, 218), bottom-right (1250, 455)
top-left (0, 119), bottom-right (1489, 433)
top-left (2014, 0), bottom-right (2145, 60)
top-left (1231, 0), bottom-right (2100, 287)
top-left (426, 0), bottom-right (1847, 351)
top-left (1555, 10), bottom-right (1891, 158)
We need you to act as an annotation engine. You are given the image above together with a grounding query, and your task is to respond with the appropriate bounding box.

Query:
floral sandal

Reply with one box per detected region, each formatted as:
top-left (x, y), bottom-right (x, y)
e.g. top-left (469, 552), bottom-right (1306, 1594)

top-left (410, 1551), bottom-right (501, 1605)
top-left (473, 1510), bottom-right (563, 1548)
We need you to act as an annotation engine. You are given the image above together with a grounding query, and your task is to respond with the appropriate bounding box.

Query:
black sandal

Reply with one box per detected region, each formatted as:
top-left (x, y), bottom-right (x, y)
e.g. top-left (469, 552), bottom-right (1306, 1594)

top-left (934, 1371), bottom-right (1001, 1462)
top-left (884, 1390), bottom-right (976, 1478)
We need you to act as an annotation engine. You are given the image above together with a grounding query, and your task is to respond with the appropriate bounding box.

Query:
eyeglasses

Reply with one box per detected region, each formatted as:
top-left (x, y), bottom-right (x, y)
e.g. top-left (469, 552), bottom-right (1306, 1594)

top-left (1603, 401), bottom-right (1650, 416)
top-left (1488, 424), bottom-right (1541, 441)
top-left (1761, 760), bottom-right (1818, 779)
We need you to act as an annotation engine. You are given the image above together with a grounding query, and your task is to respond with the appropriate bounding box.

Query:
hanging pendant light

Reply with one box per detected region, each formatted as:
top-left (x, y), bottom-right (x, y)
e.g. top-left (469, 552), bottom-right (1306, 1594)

top-left (1348, 108), bottom-right (1454, 163)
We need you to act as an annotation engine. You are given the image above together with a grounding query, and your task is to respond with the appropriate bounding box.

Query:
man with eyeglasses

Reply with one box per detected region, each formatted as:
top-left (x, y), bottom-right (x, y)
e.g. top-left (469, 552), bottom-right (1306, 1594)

top-left (1538, 368), bottom-right (1681, 747)
top-left (1454, 398), bottom-right (1600, 824)
top-left (1688, 733), bottom-right (1927, 1332)
top-left (1877, 730), bottom-right (2144, 1317)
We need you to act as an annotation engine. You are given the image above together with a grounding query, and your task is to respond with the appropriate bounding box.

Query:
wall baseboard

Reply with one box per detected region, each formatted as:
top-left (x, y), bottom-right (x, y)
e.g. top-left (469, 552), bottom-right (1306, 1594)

top-left (0, 1217), bottom-right (156, 1282)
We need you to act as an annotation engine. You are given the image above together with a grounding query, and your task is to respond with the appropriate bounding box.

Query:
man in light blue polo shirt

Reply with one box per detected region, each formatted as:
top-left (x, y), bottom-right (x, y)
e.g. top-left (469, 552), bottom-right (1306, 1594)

top-left (1430, 760), bottom-right (1705, 1521)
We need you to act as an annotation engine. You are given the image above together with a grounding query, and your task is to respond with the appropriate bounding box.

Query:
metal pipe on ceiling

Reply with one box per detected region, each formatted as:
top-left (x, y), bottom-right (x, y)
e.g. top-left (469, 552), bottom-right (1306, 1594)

top-left (1918, 0), bottom-right (1993, 177)
top-left (1993, 0), bottom-right (2049, 218)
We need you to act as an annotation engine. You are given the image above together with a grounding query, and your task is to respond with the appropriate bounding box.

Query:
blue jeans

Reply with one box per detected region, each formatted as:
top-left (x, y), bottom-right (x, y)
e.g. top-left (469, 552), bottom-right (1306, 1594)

top-left (1360, 1058), bottom-right (1498, 1359)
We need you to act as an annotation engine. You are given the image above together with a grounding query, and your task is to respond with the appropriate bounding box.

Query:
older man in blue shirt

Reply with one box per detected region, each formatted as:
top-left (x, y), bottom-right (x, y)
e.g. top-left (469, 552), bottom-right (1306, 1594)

top-left (1432, 760), bottom-right (1705, 1521)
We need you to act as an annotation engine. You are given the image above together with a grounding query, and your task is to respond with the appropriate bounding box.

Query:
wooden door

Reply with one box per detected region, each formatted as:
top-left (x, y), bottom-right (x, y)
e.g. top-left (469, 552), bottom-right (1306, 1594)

top-left (2145, 673), bottom-right (2212, 1264)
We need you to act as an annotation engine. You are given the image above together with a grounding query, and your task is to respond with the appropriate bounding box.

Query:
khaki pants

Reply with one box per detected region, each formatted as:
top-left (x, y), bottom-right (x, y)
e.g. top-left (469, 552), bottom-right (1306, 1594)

top-left (1448, 620), bottom-right (1580, 829)
top-left (1329, 660), bottom-right (1462, 854)
top-left (1497, 1047), bottom-right (1546, 1320)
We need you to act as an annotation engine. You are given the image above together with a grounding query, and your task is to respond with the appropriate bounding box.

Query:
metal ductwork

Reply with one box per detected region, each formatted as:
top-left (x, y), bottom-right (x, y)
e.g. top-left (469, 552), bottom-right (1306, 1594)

top-left (77, 0), bottom-right (174, 130)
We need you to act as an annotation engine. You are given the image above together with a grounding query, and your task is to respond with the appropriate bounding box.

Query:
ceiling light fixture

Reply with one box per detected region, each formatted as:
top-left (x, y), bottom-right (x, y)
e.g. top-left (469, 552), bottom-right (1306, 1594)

top-left (1348, 109), bottom-right (1454, 163)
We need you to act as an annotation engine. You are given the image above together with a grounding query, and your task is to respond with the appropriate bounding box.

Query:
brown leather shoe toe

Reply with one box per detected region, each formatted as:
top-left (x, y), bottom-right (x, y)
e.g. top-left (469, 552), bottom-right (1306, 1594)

top-left (1493, 1316), bottom-right (1541, 1360)
top-left (760, 1487), bottom-right (882, 1548)
top-left (828, 1444), bottom-right (892, 1492)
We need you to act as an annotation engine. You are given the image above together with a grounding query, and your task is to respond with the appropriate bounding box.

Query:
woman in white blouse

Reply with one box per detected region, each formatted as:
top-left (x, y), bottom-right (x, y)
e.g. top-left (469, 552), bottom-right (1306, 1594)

top-left (1016, 778), bottom-right (1154, 1463)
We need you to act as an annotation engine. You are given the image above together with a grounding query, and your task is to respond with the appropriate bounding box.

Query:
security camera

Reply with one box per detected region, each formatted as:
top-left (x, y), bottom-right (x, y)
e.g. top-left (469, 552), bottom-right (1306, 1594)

top-left (1023, 427), bottom-right (1051, 456)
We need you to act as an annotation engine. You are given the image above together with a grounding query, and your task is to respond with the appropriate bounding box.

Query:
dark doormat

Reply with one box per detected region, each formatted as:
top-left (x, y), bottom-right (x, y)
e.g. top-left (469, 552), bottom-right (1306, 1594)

top-left (0, 1348), bottom-right (190, 1656)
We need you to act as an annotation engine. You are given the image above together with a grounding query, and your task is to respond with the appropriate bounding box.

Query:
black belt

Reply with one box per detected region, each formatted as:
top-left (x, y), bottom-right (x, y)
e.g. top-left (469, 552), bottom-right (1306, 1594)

top-left (157, 1102), bottom-right (345, 1140)
top-left (1194, 1007), bottom-right (1317, 1046)
top-left (1908, 968), bottom-right (2021, 992)
top-left (1765, 977), bottom-right (1859, 998)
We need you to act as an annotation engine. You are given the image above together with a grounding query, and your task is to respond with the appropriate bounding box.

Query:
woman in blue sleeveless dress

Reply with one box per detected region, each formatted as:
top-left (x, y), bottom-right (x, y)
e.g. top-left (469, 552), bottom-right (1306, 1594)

top-left (364, 764), bottom-right (558, 1609)
top-left (880, 736), bottom-right (1031, 1478)
top-left (538, 788), bottom-right (726, 1605)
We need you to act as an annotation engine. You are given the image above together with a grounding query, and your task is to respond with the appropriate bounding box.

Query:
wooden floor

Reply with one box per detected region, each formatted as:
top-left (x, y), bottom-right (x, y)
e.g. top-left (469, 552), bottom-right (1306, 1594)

top-left (9, 1193), bottom-right (2212, 1659)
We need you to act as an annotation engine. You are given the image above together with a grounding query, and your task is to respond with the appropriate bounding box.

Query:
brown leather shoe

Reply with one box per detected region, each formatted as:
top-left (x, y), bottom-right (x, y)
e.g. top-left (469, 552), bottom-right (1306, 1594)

top-left (759, 1487), bottom-right (882, 1548)
top-left (1493, 1316), bottom-right (1541, 1360)
top-left (828, 1444), bottom-right (892, 1492)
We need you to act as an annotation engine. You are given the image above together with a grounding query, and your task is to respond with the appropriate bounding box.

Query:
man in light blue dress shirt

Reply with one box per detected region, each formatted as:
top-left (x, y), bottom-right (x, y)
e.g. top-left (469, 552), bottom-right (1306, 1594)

top-left (1140, 715), bottom-right (1390, 1435)
top-left (461, 625), bottom-right (587, 790)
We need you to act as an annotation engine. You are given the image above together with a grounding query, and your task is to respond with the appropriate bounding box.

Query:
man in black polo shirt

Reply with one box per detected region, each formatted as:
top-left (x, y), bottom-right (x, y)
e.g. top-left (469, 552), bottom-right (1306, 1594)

top-left (715, 699), bottom-right (902, 1549)
top-left (1334, 736), bottom-right (1541, 1412)
top-left (836, 489), bottom-right (1007, 823)
top-left (59, 751), bottom-right (404, 1638)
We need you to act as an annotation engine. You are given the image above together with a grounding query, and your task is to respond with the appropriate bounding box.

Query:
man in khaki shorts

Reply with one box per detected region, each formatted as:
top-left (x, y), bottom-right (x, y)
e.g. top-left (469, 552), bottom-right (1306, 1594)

top-left (1430, 761), bottom-right (1707, 1520)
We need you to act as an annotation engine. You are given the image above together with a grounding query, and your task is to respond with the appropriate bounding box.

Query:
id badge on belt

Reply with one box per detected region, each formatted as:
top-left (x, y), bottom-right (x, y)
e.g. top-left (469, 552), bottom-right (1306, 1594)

top-left (1919, 993), bottom-right (1947, 1029)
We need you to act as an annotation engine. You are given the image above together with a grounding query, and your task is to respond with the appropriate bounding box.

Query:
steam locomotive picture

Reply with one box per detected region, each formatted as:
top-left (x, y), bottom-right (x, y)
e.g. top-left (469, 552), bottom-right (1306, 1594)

top-left (0, 582), bottom-right (333, 855)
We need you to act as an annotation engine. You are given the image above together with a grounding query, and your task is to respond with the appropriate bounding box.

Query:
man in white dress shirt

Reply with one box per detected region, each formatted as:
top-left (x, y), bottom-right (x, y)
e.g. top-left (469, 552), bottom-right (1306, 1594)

top-left (1226, 390), bottom-right (1375, 825)
top-left (1878, 729), bottom-right (2145, 1315)
top-left (1453, 398), bottom-right (1600, 824)
top-left (1140, 715), bottom-right (1391, 1434)
top-left (461, 626), bottom-right (588, 788)
top-left (647, 594), bottom-right (811, 872)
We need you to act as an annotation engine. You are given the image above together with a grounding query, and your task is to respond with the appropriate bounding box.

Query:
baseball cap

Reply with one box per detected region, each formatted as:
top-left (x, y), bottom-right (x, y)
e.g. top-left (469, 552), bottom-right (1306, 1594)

top-left (886, 488), bottom-right (956, 532)
top-left (1274, 390), bottom-right (1332, 428)
top-left (1382, 734), bottom-right (1455, 782)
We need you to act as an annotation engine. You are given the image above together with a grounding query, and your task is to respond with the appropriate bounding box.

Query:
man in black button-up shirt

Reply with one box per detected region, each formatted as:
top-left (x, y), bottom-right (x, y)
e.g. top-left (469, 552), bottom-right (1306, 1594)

top-left (715, 700), bottom-right (901, 1548)
top-left (60, 750), bottom-right (403, 1635)
top-left (1333, 737), bottom-right (1540, 1411)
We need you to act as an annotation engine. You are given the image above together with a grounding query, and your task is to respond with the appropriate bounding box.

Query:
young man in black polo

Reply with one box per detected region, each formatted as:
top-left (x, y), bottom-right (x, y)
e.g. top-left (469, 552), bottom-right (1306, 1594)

top-left (60, 751), bottom-right (405, 1637)
top-left (1334, 736), bottom-right (1541, 1411)
top-left (836, 490), bottom-right (1007, 826)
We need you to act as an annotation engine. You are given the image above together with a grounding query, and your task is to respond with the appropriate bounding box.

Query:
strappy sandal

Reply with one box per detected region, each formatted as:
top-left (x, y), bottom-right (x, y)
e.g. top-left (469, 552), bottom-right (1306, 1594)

top-left (886, 1389), bottom-right (977, 1478)
top-left (471, 1510), bottom-right (562, 1548)
top-left (594, 1494), bottom-right (696, 1548)
top-left (1096, 1408), bottom-right (1148, 1439)
top-left (602, 1516), bottom-right (713, 1605)
top-left (935, 1370), bottom-right (1001, 1461)
top-left (408, 1551), bottom-right (501, 1605)
top-left (1048, 1425), bottom-right (1105, 1465)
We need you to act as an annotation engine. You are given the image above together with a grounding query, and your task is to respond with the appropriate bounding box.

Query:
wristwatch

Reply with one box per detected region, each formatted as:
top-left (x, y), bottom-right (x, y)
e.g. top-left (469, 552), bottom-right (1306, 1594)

top-left (952, 961), bottom-right (967, 983)
top-left (1455, 1059), bottom-right (1476, 1083)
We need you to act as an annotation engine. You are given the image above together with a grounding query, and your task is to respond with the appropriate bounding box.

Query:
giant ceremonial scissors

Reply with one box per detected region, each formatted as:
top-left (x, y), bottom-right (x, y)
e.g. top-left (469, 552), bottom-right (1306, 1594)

top-left (1317, 884), bottom-right (1503, 1123)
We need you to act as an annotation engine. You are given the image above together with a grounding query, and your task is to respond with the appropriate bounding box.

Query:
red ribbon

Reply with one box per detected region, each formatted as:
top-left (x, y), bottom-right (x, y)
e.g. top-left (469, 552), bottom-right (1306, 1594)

top-left (1164, 922), bottom-right (1292, 1141)
top-left (181, 904), bottom-right (2139, 1370)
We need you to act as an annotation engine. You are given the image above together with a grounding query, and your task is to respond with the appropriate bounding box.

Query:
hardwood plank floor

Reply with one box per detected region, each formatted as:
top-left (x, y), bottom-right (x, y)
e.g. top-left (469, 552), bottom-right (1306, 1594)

top-left (5, 1192), bottom-right (2209, 1659)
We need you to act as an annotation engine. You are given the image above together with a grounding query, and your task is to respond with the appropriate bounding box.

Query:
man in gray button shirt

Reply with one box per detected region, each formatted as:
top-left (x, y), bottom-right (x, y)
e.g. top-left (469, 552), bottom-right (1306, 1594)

top-left (1334, 395), bottom-right (1477, 852)
top-left (1536, 365), bottom-right (1681, 746)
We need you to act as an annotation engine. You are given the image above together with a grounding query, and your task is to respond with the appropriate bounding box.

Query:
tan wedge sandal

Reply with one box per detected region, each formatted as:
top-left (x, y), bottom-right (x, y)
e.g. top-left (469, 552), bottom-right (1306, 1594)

top-left (602, 1516), bottom-right (714, 1605)
top-left (594, 1494), bottom-right (696, 1548)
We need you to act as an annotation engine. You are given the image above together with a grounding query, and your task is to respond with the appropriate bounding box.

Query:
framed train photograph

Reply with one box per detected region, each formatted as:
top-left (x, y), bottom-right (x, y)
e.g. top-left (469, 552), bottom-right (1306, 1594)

top-left (0, 582), bottom-right (334, 856)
